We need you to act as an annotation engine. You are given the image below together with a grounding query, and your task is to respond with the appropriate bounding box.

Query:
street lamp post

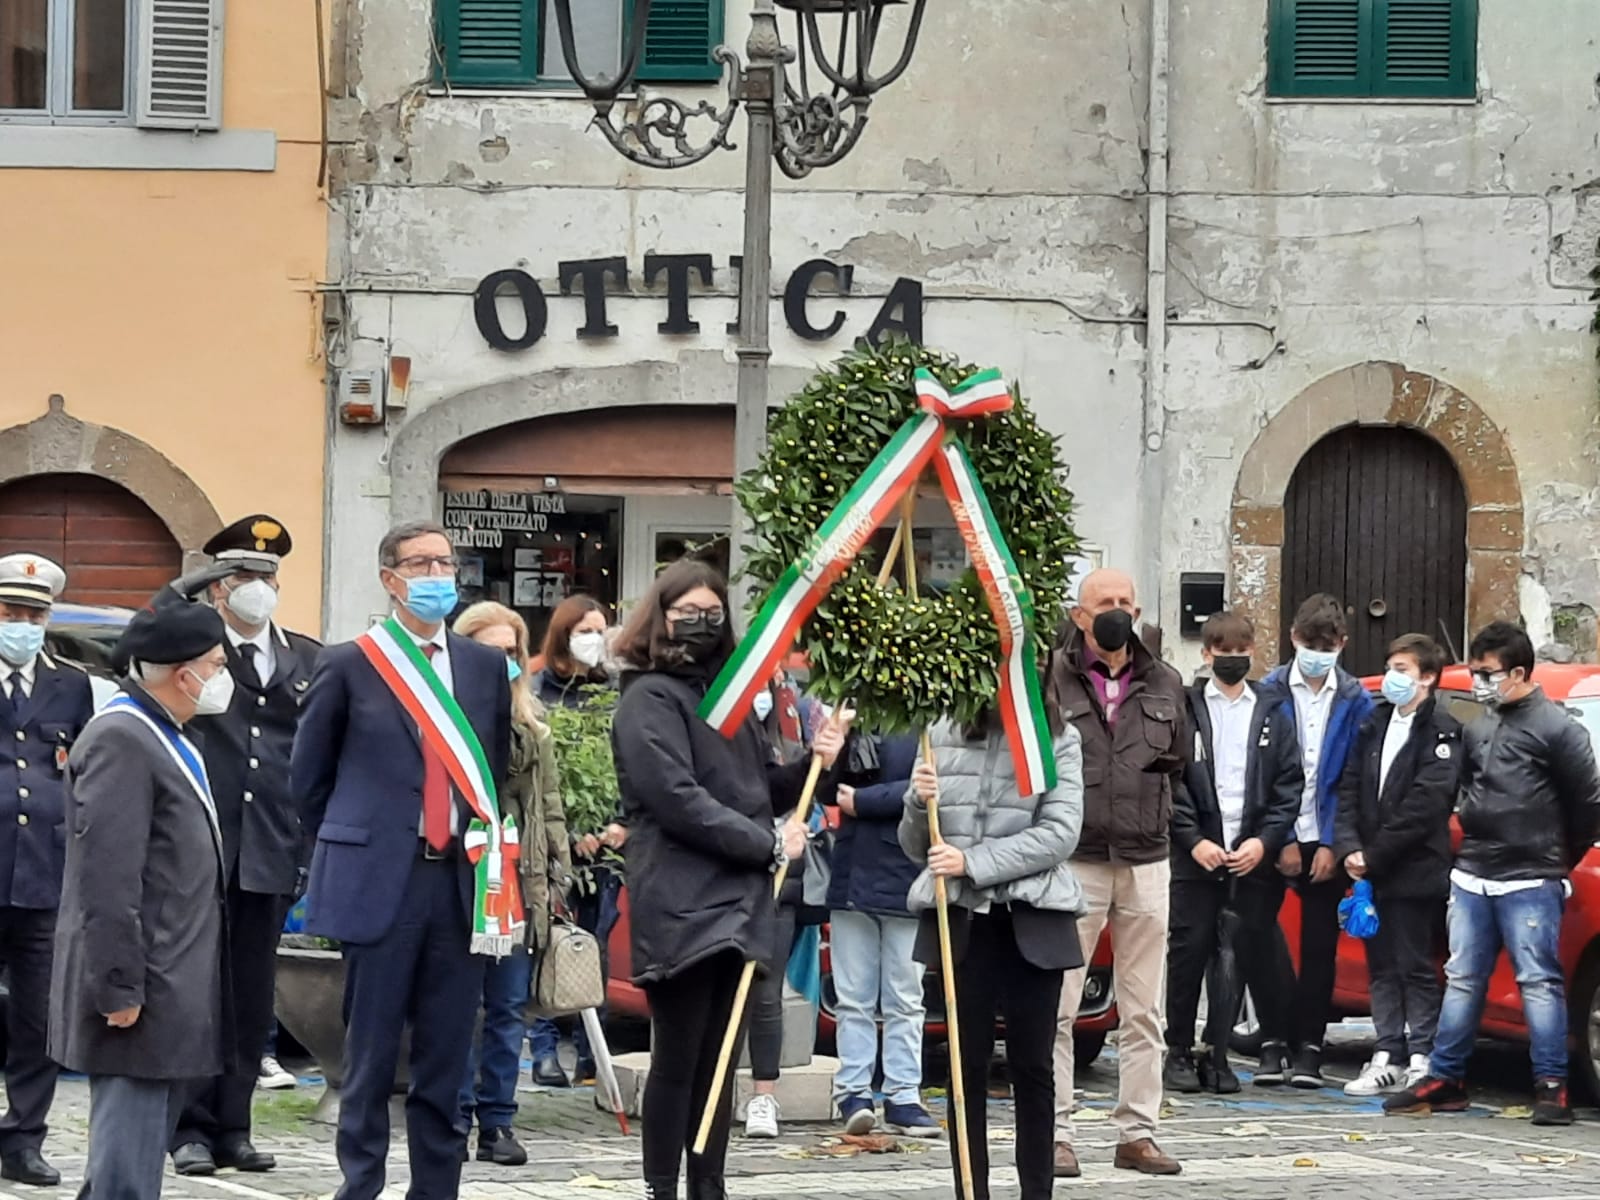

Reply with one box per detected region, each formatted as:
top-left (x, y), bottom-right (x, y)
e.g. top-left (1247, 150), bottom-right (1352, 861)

top-left (551, 0), bottom-right (928, 591)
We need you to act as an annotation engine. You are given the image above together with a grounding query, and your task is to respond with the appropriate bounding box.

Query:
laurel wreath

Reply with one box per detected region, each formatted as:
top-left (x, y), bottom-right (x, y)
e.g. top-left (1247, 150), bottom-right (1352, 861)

top-left (736, 339), bottom-right (1079, 732)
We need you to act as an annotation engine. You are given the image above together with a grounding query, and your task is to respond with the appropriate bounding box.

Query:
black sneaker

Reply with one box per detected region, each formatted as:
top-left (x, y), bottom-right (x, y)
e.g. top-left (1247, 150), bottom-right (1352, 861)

top-left (1163, 1051), bottom-right (1202, 1094)
top-left (1253, 1040), bottom-right (1291, 1087)
top-left (1199, 1050), bottom-right (1241, 1095)
top-left (1290, 1044), bottom-right (1325, 1089)
top-left (1532, 1078), bottom-right (1575, 1127)
top-left (476, 1125), bottom-right (529, 1166)
top-left (1384, 1075), bottom-right (1470, 1114)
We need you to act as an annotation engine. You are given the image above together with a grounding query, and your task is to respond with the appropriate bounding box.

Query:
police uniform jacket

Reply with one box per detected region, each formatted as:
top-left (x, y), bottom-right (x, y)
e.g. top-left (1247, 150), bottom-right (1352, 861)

top-left (0, 651), bottom-right (94, 910)
top-left (191, 625), bottom-right (320, 896)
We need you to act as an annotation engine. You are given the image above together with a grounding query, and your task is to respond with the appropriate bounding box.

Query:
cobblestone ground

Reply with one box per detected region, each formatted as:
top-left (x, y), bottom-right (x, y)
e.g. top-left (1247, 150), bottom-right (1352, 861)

top-left (10, 1025), bottom-right (1600, 1199)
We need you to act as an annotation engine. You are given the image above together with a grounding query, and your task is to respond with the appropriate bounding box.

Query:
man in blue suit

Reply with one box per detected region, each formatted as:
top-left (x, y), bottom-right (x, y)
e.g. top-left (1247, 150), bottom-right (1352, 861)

top-left (292, 521), bottom-right (511, 1200)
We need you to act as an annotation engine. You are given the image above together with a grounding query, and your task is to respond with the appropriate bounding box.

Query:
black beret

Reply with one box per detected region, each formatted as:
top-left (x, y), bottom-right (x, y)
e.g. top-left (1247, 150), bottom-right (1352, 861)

top-left (112, 598), bottom-right (225, 673)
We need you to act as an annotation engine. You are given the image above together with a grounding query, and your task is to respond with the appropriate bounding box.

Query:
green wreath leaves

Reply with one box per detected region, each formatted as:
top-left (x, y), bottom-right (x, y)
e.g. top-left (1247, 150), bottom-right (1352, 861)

top-left (736, 338), bottom-right (1078, 732)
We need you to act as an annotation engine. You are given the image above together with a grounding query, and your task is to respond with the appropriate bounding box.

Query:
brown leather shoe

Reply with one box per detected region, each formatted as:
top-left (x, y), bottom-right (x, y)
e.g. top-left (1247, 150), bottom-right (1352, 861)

top-left (1114, 1138), bottom-right (1181, 1175)
top-left (1052, 1142), bottom-right (1081, 1178)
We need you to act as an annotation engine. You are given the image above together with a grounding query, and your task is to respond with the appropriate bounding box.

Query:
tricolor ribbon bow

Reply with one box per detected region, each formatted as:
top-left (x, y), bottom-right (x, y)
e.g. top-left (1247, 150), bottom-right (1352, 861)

top-left (699, 366), bottom-right (1057, 797)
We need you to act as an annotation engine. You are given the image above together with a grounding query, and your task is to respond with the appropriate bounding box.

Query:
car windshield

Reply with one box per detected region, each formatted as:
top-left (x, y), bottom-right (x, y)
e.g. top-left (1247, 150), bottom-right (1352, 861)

top-left (1567, 697), bottom-right (1600, 755)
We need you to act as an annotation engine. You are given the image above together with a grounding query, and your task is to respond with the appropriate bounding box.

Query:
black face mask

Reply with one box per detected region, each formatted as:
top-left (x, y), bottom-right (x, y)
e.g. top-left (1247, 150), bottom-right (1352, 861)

top-left (1211, 655), bottom-right (1252, 686)
top-left (669, 615), bottom-right (724, 658)
top-left (1090, 608), bottom-right (1134, 653)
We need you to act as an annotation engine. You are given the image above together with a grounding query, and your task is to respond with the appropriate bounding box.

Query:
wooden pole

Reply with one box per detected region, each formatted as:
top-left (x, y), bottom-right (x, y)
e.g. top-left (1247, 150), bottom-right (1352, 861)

top-left (898, 495), bottom-right (975, 1200)
top-left (692, 753), bottom-right (826, 1156)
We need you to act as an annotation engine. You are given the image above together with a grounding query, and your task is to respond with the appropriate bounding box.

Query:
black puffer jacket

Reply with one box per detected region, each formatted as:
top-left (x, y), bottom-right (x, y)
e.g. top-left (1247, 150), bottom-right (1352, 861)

top-left (613, 666), bottom-right (815, 984)
top-left (1457, 688), bottom-right (1600, 881)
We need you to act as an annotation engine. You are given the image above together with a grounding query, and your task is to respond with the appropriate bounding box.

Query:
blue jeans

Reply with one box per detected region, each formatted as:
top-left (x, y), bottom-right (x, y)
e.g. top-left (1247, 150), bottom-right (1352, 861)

top-left (828, 910), bottom-right (925, 1106)
top-left (1429, 880), bottom-right (1568, 1083)
top-left (460, 948), bottom-right (534, 1129)
top-left (530, 871), bottom-right (621, 1061)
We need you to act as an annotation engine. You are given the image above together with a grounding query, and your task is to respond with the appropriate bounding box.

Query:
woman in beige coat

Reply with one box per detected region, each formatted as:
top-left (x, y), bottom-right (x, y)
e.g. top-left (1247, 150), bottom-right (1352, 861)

top-left (454, 602), bottom-right (572, 1165)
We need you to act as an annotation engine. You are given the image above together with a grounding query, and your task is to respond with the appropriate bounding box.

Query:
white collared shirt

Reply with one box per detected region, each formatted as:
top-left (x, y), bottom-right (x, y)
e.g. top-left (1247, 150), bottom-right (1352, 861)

top-left (224, 623), bottom-right (275, 686)
top-left (1379, 706), bottom-right (1417, 795)
top-left (1, 656), bottom-right (37, 700)
top-left (1205, 679), bottom-right (1258, 850)
top-left (394, 620), bottom-right (456, 836)
top-left (1289, 664), bottom-right (1338, 843)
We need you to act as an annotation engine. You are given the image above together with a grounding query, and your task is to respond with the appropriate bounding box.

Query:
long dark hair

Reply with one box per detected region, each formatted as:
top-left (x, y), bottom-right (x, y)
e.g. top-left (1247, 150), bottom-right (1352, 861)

top-left (615, 558), bottom-right (735, 671)
top-left (541, 594), bottom-right (609, 682)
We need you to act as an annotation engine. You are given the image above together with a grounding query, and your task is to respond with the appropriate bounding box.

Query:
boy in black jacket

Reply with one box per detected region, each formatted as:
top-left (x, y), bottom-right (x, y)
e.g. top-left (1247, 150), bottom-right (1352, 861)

top-left (1332, 634), bottom-right (1461, 1097)
top-left (1166, 613), bottom-right (1303, 1094)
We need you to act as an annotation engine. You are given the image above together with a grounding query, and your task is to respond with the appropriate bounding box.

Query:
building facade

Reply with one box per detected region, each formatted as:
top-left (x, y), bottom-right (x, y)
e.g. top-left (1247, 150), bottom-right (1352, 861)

top-left (326, 0), bottom-right (1600, 676)
top-left (0, 0), bottom-right (328, 629)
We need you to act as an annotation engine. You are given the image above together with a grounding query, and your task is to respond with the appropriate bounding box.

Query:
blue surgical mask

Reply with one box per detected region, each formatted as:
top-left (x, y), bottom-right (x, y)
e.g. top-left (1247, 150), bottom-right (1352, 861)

top-left (1295, 645), bottom-right (1340, 680)
top-left (0, 621), bottom-right (43, 668)
top-left (506, 658), bottom-right (523, 683)
top-left (403, 577), bottom-right (458, 624)
top-left (1381, 669), bottom-right (1419, 708)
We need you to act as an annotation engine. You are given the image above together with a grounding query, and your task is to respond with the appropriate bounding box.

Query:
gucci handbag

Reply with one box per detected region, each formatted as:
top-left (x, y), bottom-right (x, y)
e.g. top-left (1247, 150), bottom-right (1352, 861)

top-left (530, 917), bottom-right (605, 1017)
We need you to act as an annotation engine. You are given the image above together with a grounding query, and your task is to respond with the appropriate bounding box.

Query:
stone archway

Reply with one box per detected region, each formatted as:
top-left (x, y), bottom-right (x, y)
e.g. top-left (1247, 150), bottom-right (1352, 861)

top-left (1231, 362), bottom-right (1523, 667)
top-left (0, 395), bottom-right (222, 560)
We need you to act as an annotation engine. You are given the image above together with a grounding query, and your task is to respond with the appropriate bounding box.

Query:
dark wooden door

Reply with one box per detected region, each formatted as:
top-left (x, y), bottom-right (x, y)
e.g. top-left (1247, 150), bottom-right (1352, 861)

top-left (0, 474), bottom-right (181, 608)
top-left (1280, 426), bottom-right (1467, 676)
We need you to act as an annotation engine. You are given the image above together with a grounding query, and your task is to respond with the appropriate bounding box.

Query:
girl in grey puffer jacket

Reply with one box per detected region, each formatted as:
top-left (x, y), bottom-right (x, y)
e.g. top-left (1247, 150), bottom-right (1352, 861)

top-left (900, 713), bottom-right (1084, 1200)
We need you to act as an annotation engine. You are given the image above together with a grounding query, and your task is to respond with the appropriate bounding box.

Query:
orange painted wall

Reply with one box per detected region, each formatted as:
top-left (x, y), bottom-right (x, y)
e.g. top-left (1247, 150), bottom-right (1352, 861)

top-left (0, 2), bottom-right (328, 632)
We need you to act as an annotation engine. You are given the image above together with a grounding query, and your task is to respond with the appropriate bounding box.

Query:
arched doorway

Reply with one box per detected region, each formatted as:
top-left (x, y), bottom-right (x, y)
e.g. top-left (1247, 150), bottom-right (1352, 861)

top-left (1280, 427), bottom-right (1467, 675)
top-left (0, 474), bottom-right (182, 608)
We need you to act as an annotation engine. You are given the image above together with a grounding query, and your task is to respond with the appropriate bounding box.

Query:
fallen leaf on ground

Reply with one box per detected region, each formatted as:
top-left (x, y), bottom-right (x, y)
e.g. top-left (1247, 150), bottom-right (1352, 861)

top-left (567, 1176), bottom-right (628, 1190)
top-left (1072, 1108), bottom-right (1112, 1122)
top-left (1159, 1106), bottom-right (1177, 1119)
top-left (1342, 1132), bottom-right (1367, 1143)
top-left (1221, 1122), bottom-right (1271, 1137)
top-left (988, 1127), bottom-right (1016, 1142)
top-left (780, 1135), bottom-right (905, 1160)
top-left (923, 1088), bottom-right (948, 1099)
top-left (1517, 1152), bottom-right (1579, 1166)
top-left (1498, 1106), bottom-right (1533, 1119)
top-left (1082, 1090), bottom-right (1113, 1100)
top-left (1293, 1157), bottom-right (1319, 1168)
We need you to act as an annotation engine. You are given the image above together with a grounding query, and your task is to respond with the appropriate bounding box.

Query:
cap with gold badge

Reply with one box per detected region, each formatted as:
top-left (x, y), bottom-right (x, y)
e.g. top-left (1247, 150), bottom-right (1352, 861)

top-left (203, 514), bottom-right (293, 576)
top-left (0, 553), bottom-right (66, 611)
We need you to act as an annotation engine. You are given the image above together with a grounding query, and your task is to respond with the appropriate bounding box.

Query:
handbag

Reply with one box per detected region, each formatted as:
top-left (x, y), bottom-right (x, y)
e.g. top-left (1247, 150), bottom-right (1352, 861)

top-left (801, 824), bottom-right (834, 909)
top-left (529, 916), bottom-right (605, 1017)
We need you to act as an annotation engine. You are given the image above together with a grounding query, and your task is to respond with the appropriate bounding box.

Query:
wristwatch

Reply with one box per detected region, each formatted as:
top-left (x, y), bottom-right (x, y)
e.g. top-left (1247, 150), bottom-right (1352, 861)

top-left (770, 828), bottom-right (789, 874)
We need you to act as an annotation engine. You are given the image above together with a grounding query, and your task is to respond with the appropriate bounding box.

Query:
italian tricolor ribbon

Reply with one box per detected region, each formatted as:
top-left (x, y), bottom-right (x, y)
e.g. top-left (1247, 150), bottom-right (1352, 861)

top-left (700, 366), bottom-right (1057, 796)
top-left (357, 618), bottom-right (525, 957)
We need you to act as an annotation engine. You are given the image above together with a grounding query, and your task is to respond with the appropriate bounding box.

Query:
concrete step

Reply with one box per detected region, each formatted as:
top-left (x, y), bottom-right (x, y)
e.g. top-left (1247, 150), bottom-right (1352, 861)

top-left (611, 1052), bottom-right (842, 1123)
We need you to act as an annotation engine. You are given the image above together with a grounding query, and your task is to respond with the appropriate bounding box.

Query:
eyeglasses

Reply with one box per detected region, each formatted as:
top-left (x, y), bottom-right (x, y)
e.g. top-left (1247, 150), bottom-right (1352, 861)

top-left (393, 555), bottom-right (459, 575)
top-left (668, 605), bottom-right (726, 626)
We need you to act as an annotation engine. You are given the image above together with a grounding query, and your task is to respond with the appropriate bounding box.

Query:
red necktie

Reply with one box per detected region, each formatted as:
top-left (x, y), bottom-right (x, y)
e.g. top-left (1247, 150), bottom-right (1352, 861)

top-left (421, 645), bottom-right (451, 852)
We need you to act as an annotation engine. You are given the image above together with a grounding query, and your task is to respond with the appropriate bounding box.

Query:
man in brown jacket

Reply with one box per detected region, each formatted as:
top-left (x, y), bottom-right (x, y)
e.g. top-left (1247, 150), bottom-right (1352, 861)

top-left (1047, 568), bottom-right (1186, 1177)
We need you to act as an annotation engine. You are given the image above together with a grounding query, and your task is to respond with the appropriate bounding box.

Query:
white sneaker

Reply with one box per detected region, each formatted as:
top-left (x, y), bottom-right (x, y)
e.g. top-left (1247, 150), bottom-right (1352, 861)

top-left (258, 1055), bottom-right (296, 1090)
top-left (1344, 1051), bottom-right (1404, 1096)
top-left (1404, 1054), bottom-right (1430, 1088)
top-left (744, 1093), bottom-right (781, 1139)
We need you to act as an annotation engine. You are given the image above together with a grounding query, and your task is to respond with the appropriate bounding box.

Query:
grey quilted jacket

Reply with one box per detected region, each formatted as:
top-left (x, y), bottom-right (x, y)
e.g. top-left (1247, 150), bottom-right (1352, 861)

top-left (898, 720), bottom-right (1084, 916)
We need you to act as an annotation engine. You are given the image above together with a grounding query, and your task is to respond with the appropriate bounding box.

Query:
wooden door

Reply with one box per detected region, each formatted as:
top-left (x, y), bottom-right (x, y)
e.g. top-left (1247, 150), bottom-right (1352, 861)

top-left (1280, 426), bottom-right (1467, 676)
top-left (0, 474), bottom-right (182, 608)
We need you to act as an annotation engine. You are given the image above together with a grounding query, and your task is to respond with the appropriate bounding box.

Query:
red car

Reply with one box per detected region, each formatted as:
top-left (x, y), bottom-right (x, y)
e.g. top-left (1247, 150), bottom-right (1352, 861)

top-left (1240, 663), bottom-right (1600, 1094)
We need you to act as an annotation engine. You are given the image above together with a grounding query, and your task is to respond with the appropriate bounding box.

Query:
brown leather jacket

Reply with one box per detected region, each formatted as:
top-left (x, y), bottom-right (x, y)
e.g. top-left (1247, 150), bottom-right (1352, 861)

top-left (1047, 628), bottom-right (1188, 865)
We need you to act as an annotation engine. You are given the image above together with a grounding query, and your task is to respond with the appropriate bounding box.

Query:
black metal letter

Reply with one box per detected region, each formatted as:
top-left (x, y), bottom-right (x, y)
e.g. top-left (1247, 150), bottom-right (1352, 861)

top-left (473, 269), bottom-right (548, 352)
top-left (558, 256), bottom-right (629, 339)
top-left (783, 258), bottom-right (854, 341)
top-left (865, 276), bottom-right (925, 346)
top-left (644, 253), bottom-right (716, 335)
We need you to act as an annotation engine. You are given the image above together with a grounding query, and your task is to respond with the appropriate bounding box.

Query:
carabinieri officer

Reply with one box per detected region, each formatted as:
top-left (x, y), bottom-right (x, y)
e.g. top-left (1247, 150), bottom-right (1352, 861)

top-left (170, 515), bottom-right (322, 1178)
top-left (0, 554), bottom-right (93, 1187)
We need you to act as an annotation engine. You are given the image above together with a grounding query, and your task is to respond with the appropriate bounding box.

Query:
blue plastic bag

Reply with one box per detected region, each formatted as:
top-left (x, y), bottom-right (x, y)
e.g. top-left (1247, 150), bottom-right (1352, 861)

top-left (1338, 879), bottom-right (1380, 939)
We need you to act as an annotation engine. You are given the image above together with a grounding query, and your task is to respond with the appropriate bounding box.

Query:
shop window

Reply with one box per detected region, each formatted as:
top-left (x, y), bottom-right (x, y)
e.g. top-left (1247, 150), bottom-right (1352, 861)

top-left (1267, 0), bottom-right (1476, 100)
top-left (434, 0), bottom-right (724, 89)
top-left (0, 0), bottom-right (223, 128)
top-left (445, 489), bottom-right (622, 647)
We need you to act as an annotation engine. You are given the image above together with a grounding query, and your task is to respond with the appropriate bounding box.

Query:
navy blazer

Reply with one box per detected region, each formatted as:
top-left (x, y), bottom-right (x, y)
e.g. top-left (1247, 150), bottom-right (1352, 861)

top-left (0, 652), bottom-right (94, 910)
top-left (290, 630), bottom-right (511, 945)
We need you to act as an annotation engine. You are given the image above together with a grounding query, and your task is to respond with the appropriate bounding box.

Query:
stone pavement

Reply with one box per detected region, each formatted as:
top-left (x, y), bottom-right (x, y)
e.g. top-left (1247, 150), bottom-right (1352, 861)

top-left (9, 1027), bottom-right (1600, 1200)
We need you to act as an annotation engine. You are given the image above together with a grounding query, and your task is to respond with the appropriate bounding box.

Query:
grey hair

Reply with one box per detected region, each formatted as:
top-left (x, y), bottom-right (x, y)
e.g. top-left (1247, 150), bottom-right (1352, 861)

top-left (129, 661), bottom-right (176, 685)
top-left (378, 520), bottom-right (451, 568)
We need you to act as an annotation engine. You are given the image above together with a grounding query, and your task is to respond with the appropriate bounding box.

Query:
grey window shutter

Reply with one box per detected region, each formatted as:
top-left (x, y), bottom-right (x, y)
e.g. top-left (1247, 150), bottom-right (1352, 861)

top-left (136, 0), bottom-right (224, 130)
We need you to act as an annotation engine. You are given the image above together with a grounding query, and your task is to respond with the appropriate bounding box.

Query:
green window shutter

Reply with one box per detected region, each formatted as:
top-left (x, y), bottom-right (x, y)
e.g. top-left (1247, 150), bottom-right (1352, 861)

top-left (634, 0), bottom-right (723, 83)
top-left (1374, 0), bottom-right (1476, 98)
top-left (1268, 0), bottom-right (1371, 98)
top-left (436, 0), bottom-right (539, 87)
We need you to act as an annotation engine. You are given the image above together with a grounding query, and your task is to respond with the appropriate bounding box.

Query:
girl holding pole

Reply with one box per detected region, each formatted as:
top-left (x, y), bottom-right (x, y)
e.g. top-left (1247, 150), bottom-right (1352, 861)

top-left (902, 709), bottom-right (1085, 1200)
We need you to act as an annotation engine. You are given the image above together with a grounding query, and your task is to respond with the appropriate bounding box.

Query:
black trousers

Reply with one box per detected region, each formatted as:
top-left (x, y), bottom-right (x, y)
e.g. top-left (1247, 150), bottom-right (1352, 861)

top-left (336, 856), bottom-right (485, 1200)
top-left (950, 909), bottom-right (1063, 1200)
top-left (173, 884), bottom-right (289, 1153)
top-left (0, 906), bottom-right (57, 1155)
top-left (640, 952), bottom-right (745, 1189)
top-left (1167, 874), bottom-right (1281, 1054)
top-left (748, 907), bottom-right (799, 1082)
top-left (1271, 841), bottom-right (1346, 1050)
top-left (1366, 895), bottom-right (1445, 1060)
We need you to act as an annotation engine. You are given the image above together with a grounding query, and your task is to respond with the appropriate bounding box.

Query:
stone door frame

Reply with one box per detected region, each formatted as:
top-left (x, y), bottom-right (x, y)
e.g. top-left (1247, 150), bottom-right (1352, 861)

top-left (1230, 362), bottom-right (1523, 668)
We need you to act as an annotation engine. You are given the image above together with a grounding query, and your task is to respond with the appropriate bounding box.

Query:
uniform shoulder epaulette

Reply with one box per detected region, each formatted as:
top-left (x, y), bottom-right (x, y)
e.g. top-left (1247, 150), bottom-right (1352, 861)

top-left (39, 651), bottom-right (87, 675)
